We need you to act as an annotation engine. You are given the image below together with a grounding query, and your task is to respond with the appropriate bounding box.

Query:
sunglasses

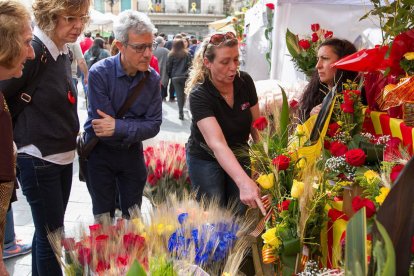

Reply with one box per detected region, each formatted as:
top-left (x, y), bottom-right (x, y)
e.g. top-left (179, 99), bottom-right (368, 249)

top-left (208, 32), bottom-right (237, 46)
top-left (125, 42), bottom-right (157, 53)
top-left (61, 15), bottom-right (90, 25)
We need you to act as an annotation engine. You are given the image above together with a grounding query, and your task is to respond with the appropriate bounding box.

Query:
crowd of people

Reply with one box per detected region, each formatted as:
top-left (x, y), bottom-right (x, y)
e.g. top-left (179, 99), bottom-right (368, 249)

top-left (0, 0), bottom-right (360, 275)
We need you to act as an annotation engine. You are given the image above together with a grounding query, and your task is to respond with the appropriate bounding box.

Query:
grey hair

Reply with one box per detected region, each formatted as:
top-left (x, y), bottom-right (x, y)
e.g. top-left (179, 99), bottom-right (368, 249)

top-left (113, 10), bottom-right (154, 44)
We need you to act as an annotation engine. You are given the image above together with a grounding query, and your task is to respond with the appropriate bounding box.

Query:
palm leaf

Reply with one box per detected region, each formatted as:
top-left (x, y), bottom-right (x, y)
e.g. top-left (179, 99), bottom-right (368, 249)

top-left (286, 28), bottom-right (300, 58)
top-left (279, 85), bottom-right (289, 148)
top-left (345, 207), bottom-right (367, 276)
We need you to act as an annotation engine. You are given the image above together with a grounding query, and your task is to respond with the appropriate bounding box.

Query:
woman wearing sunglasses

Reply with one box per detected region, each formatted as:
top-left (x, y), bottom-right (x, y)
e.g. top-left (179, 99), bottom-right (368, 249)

top-left (185, 32), bottom-right (266, 216)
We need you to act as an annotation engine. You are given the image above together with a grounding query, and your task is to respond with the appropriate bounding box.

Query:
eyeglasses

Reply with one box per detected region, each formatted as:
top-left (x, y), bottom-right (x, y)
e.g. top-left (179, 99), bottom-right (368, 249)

top-left (61, 15), bottom-right (90, 25)
top-left (208, 32), bottom-right (237, 46)
top-left (125, 42), bottom-right (157, 53)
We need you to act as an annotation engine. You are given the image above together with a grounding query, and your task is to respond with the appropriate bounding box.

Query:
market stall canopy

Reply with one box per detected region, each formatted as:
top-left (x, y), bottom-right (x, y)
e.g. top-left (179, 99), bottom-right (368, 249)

top-left (90, 8), bottom-right (113, 26)
top-left (208, 16), bottom-right (237, 32)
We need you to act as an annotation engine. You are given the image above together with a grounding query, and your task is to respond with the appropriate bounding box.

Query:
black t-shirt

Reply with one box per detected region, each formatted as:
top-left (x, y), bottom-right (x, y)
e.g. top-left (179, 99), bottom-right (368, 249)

top-left (187, 71), bottom-right (258, 161)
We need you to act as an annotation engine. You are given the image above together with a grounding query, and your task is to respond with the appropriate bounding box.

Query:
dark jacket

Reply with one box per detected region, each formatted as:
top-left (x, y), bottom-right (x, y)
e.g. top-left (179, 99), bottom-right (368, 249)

top-left (166, 52), bottom-right (192, 79)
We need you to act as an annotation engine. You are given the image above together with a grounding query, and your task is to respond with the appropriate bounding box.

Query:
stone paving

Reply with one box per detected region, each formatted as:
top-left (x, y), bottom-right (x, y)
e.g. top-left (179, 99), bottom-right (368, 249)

top-left (5, 89), bottom-right (191, 275)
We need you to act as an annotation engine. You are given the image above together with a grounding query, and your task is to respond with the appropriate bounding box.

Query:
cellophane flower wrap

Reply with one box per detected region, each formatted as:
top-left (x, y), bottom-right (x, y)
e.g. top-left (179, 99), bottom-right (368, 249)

top-left (144, 142), bottom-right (190, 204)
top-left (286, 23), bottom-right (334, 77)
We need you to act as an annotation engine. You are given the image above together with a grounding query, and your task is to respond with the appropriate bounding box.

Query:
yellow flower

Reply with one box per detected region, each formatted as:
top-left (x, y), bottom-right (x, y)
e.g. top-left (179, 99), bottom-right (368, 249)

top-left (404, 52), bottom-right (414, 60)
top-left (241, 7), bottom-right (248, 13)
top-left (256, 173), bottom-right (274, 189)
top-left (296, 158), bottom-right (306, 169)
top-left (375, 187), bottom-right (390, 205)
top-left (296, 124), bottom-right (305, 136)
top-left (156, 223), bottom-right (165, 235)
top-left (364, 170), bottom-right (380, 185)
top-left (132, 218), bottom-right (145, 232)
top-left (291, 179), bottom-right (304, 198)
top-left (165, 224), bottom-right (175, 234)
top-left (338, 181), bottom-right (353, 187)
top-left (261, 227), bottom-right (282, 248)
top-left (337, 121), bottom-right (343, 126)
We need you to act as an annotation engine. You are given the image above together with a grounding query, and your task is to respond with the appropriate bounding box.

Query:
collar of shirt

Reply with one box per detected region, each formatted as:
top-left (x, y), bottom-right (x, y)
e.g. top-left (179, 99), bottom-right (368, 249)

top-left (114, 53), bottom-right (149, 81)
top-left (33, 26), bottom-right (69, 61)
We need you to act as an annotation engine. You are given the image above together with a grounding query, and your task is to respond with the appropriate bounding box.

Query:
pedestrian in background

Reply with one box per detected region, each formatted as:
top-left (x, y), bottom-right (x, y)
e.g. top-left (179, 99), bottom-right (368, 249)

top-left (67, 42), bottom-right (88, 92)
top-left (0, 0), bottom-right (90, 274)
top-left (154, 36), bottom-right (170, 101)
top-left (84, 37), bottom-right (110, 70)
top-left (167, 38), bottom-right (192, 120)
top-left (84, 10), bottom-right (162, 219)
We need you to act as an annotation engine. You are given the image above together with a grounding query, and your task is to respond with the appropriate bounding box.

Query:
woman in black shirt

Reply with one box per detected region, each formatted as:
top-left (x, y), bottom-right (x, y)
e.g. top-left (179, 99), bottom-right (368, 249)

top-left (185, 32), bottom-right (266, 216)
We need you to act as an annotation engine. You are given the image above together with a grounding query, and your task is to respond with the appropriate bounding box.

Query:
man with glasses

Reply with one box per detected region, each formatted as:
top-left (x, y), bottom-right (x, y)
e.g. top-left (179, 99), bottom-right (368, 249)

top-left (83, 10), bottom-right (162, 219)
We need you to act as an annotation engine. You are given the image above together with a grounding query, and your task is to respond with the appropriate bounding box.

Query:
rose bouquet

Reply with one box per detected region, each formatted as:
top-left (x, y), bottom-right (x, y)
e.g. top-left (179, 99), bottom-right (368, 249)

top-left (144, 142), bottom-right (190, 204)
top-left (286, 23), bottom-right (334, 77)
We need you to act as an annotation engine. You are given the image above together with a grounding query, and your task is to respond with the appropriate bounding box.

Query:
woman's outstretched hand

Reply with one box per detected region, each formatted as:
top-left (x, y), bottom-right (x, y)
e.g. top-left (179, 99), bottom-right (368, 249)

top-left (239, 179), bottom-right (266, 216)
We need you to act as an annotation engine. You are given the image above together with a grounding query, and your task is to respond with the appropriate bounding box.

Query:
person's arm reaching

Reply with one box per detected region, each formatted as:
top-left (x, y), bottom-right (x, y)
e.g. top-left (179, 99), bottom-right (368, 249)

top-left (197, 117), bottom-right (266, 216)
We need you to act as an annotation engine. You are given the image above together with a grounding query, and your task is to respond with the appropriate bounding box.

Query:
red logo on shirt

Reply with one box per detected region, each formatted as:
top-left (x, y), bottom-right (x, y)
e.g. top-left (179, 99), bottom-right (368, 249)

top-left (240, 102), bottom-right (250, 110)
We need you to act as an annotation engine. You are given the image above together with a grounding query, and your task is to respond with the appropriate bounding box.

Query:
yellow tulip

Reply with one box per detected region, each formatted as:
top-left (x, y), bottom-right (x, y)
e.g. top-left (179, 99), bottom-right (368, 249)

top-left (375, 187), bottom-right (390, 205)
top-left (261, 227), bottom-right (282, 248)
top-left (291, 179), bottom-right (304, 198)
top-left (296, 124), bottom-right (305, 136)
top-left (256, 173), bottom-right (275, 189)
top-left (404, 52), bottom-right (414, 60)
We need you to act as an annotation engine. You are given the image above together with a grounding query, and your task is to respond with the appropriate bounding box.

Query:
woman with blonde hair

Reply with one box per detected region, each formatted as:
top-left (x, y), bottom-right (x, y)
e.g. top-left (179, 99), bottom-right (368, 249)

top-left (0, 1), bottom-right (34, 274)
top-left (0, 0), bottom-right (90, 274)
top-left (185, 32), bottom-right (266, 216)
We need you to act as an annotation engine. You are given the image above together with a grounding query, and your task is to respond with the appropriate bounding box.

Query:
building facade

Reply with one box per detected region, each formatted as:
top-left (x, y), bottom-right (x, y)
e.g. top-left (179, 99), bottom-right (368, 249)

top-left (93, 0), bottom-right (230, 38)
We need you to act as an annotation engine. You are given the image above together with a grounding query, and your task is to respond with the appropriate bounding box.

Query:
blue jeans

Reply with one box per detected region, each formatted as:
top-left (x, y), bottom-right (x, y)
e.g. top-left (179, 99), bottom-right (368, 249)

top-left (17, 153), bottom-right (72, 276)
top-left (87, 142), bottom-right (147, 218)
top-left (186, 150), bottom-right (249, 215)
top-left (3, 208), bottom-right (15, 249)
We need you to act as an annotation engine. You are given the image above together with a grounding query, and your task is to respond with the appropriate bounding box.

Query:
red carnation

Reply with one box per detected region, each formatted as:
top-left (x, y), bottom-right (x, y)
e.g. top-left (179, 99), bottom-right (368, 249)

top-left (324, 31), bottom-right (333, 38)
top-left (352, 196), bottom-right (376, 218)
top-left (328, 122), bottom-right (341, 137)
top-left (345, 149), bottom-right (366, 166)
top-left (311, 32), bottom-right (319, 42)
top-left (252, 116), bottom-right (268, 131)
top-left (272, 155), bottom-right (291, 171)
top-left (390, 164), bottom-right (404, 183)
top-left (330, 141), bottom-right (348, 157)
top-left (311, 23), bottom-right (320, 32)
top-left (298, 39), bottom-right (311, 50)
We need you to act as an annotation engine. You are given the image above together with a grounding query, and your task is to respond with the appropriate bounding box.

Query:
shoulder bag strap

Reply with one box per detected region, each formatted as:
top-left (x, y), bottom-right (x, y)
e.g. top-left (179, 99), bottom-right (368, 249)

top-left (116, 70), bottom-right (150, 118)
top-left (12, 37), bottom-right (48, 123)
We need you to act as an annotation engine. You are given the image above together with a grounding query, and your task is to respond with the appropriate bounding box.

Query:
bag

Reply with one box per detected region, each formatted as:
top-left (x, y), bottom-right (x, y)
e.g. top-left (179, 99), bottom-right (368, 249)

top-left (76, 71), bottom-right (150, 182)
top-left (76, 132), bottom-right (98, 182)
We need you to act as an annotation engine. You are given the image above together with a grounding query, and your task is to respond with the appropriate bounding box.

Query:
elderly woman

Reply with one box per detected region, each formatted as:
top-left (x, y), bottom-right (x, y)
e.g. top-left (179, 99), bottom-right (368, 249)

top-left (0, 2), bottom-right (34, 273)
top-left (298, 38), bottom-right (358, 121)
top-left (185, 32), bottom-right (266, 216)
top-left (0, 0), bottom-right (90, 274)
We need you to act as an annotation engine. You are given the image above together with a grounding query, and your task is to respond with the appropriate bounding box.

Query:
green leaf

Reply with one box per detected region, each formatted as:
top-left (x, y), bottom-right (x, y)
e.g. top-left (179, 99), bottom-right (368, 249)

top-left (375, 220), bottom-right (396, 276)
top-left (127, 259), bottom-right (147, 276)
top-left (279, 85), bottom-right (289, 148)
top-left (345, 208), bottom-right (367, 276)
top-left (285, 28), bottom-right (300, 58)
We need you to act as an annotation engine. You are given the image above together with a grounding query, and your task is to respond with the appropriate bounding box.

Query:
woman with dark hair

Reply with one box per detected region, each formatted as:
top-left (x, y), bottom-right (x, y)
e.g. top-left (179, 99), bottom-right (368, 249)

top-left (166, 38), bottom-right (192, 119)
top-left (298, 38), bottom-right (358, 121)
top-left (84, 37), bottom-right (110, 69)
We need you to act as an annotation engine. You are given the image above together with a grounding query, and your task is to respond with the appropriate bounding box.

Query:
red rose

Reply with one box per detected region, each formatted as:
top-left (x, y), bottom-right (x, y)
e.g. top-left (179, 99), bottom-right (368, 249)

top-left (324, 140), bottom-right (331, 150)
top-left (265, 3), bottom-right (275, 10)
top-left (328, 122), bottom-right (341, 137)
top-left (330, 141), bottom-right (348, 157)
top-left (311, 32), bottom-right (319, 42)
top-left (173, 168), bottom-right (183, 180)
top-left (289, 99), bottom-right (298, 108)
top-left (272, 155), bottom-right (291, 171)
top-left (324, 31), bottom-right (333, 38)
top-left (340, 102), bottom-right (354, 113)
top-left (279, 199), bottom-right (291, 211)
top-left (311, 23), bottom-right (320, 32)
top-left (298, 39), bottom-right (311, 50)
top-left (390, 164), bottom-right (404, 183)
top-left (252, 116), bottom-right (268, 131)
top-left (352, 196), bottom-right (376, 218)
top-left (345, 149), bottom-right (366, 166)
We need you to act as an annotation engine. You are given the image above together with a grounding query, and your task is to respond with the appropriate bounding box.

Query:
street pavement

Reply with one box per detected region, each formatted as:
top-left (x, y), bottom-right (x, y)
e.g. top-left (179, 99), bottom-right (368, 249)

top-left (5, 88), bottom-right (191, 275)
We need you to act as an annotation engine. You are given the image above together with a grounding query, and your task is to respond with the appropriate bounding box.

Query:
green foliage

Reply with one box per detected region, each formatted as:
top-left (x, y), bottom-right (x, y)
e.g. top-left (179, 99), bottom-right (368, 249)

top-left (360, 0), bottom-right (414, 42)
top-left (279, 85), bottom-right (289, 148)
top-left (372, 219), bottom-right (396, 276)
top-left (345, 208), bottom-right (367, 276)
top-left (127, 259), bottom-right (147, 276)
